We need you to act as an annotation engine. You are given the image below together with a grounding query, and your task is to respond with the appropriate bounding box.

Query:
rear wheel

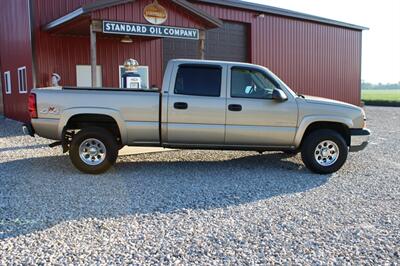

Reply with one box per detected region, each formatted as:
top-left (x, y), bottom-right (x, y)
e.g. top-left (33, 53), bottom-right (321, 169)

top-left (301, 129), bottom-right (348, 174)
top-left (69, 127), bottom-right (118, 174)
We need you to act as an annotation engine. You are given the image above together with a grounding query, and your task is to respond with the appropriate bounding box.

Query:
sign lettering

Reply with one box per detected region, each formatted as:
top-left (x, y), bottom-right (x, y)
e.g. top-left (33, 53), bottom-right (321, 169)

top-left (103, 21), bottom-right (199, 40)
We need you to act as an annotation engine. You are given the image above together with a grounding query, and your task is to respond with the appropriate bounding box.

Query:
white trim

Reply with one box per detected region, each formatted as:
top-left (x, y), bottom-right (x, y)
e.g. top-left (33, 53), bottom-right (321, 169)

top-left (18, 66), bottom-right (28, 94)
top-left (44, 8), bottom-right (84, 31)
top-left (3, 71), bottom-right (11, 95)
top-left (118, 65), bottom-right (149, 89)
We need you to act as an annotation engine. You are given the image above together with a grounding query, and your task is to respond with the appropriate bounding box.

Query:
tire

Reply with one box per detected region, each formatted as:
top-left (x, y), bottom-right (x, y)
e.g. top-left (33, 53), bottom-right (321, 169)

top-left (69, 127), bottom-right (118, 174)
top-left (301, 129), bottom-right (348, 174)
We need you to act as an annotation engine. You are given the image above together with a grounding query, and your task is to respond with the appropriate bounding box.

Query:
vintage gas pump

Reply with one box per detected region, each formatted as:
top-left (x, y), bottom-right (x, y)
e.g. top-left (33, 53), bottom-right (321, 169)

top-left (122, 59), bottom-right (142, 89)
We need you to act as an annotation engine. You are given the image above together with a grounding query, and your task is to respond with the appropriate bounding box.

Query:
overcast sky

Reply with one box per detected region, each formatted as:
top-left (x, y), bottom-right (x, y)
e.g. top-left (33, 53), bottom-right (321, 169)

top-left (246, 0), bottom-right (400, 84)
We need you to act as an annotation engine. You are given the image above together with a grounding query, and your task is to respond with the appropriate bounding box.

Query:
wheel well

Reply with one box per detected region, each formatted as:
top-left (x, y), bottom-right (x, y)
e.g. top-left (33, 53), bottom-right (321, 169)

top-left (65, 114), bottom-right (121, 143)
top-left (301, 122), bottom-right (350, 146)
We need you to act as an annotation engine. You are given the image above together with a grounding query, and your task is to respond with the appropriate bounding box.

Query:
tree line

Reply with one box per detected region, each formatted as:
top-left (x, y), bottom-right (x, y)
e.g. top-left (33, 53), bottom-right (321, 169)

top-left (362, 81), bottom-right (400, 90)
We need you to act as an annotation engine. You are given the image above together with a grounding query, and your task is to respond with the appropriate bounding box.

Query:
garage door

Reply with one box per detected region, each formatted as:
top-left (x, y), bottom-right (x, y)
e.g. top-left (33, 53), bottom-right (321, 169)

top-left (205, 21), bottom-right (249, 62)
top-left (163, 21), bottom-right (249, 68)
top-left (163, 37), bottom-right (199, 69)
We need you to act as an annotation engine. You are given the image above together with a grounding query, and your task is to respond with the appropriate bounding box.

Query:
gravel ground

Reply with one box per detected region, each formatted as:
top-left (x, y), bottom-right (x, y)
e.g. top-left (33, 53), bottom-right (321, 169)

top-left (0, 106), bottom-right (399, 264)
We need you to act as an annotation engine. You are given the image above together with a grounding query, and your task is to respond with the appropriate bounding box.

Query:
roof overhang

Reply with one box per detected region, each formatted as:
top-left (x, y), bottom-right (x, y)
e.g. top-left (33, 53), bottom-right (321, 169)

top-left (43, 0), bottom-right (135, 32)
top-left (43, 0), bottom-right (223, 33)
top-left (195, 0), bottom-right (368, 31)
top-left (171, 0), bottom-right (223, 28)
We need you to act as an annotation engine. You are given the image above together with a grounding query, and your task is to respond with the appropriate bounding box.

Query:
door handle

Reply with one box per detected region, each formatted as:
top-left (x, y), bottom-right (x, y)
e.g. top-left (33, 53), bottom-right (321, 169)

top-left (174, 102), bottom-right (188, 110)
top-left (228, 104), bottom-right (242, 112)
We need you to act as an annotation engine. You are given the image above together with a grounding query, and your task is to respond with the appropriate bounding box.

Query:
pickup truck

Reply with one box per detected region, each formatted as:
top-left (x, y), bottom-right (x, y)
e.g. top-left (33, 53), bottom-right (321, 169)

top-left (23, 59), bottom-right (370, 174)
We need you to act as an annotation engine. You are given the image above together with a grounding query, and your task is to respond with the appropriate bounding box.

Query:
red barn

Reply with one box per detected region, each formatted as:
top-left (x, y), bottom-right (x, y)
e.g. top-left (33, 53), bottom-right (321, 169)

top-left (0, 0), bottom-right (367, 122)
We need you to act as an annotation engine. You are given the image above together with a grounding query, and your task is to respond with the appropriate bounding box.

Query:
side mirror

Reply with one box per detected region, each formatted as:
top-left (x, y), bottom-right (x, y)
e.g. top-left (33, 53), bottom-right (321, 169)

top-left (272, 89), bottom-right (288, 102)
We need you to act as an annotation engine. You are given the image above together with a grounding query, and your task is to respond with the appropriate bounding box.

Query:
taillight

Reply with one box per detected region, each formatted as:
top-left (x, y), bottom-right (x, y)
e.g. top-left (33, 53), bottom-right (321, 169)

top-left (28, 93), bottom-right (38, 119)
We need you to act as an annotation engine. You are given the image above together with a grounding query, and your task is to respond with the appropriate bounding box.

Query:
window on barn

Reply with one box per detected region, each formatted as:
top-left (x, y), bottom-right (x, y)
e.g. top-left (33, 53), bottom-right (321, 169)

top-left (18, 67), bottom-right (27, 94)
top-left (3, 71), bottom-right (11, 94)
top-left (76, 65), bottom-right (102, 87)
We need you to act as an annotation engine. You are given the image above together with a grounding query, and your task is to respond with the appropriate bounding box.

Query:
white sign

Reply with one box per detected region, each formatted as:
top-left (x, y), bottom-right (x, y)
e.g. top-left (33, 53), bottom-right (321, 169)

top-left (103, 21), bottom-right (199, 40)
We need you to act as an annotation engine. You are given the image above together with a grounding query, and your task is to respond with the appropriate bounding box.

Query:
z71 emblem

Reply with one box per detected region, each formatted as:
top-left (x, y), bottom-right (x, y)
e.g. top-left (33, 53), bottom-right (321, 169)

top-left (40, 106), bottom-right (59, 114)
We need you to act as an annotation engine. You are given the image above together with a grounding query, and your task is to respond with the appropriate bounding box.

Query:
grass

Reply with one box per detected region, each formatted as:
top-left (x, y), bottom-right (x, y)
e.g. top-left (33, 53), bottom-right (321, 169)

top-left (361, 89), bottom-right (400, 107)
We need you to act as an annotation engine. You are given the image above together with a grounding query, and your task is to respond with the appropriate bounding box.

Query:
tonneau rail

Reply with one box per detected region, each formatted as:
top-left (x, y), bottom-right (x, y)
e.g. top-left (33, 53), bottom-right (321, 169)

top-left (62, 86), bottom-right (160, 92)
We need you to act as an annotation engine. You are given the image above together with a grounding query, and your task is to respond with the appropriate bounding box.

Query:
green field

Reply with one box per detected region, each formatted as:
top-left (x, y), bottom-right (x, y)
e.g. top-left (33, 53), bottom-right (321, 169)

top-left (361, 89), bottom-right (400, 106)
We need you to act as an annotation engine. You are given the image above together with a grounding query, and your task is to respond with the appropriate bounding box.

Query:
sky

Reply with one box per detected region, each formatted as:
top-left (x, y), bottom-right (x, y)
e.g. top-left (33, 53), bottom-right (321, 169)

top-left (246, 0), bottom-right (400, 84)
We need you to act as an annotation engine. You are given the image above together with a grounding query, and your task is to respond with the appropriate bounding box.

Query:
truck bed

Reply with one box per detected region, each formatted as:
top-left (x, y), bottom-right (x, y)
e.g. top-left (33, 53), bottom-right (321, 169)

top-left (31, 86), bottom-right (161, 144)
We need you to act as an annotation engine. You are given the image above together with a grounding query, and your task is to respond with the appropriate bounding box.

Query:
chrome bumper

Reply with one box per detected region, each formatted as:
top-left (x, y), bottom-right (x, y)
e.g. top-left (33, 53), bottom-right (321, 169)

top-left (350, 128), bottom-right (370, 152)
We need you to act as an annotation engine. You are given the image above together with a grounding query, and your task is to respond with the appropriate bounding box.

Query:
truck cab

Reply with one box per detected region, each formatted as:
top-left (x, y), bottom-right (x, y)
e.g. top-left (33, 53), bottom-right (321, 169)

top-left (161, 60), bottom-right (298, 149)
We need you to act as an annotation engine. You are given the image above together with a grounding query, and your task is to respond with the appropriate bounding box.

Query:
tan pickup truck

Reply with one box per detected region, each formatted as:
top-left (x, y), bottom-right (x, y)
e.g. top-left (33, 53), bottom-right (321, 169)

top-left (23, 59), bottom-right (370, 174)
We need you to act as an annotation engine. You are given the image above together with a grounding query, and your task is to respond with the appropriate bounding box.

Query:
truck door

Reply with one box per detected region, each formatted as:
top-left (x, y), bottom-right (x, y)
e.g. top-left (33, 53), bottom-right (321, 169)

top-left (166, 63), bottom-right (227, 145)
top-left (225, 66), bottom-right (298, 147)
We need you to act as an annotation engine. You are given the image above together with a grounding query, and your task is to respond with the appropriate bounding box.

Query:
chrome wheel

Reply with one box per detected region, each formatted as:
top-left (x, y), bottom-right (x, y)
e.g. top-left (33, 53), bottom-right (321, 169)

top-left (79, 138), bottom-right (107, 166)
top-left (314, 140), bottom-right (339, 167)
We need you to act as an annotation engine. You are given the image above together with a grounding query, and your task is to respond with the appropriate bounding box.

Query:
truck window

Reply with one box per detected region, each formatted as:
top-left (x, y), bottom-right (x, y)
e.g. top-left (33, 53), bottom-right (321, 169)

top-left (174, 65), bottom-right (221, 97)
top-left (231, 67), bottom-right (277, 99)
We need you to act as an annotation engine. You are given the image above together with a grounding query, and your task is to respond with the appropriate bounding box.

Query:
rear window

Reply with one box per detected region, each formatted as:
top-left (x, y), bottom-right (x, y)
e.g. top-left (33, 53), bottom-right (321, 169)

top-left (174, 65), bottom-right (221, 97)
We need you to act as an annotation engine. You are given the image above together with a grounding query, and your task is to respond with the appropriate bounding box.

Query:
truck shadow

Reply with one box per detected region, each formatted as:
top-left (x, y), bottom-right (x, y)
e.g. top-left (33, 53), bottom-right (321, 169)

top-left (0, 151), bottom-right (330, 239)
top-left (0, 119), bottom-right (26, 138)
top-left (0, 144), bottom-right (49, 153)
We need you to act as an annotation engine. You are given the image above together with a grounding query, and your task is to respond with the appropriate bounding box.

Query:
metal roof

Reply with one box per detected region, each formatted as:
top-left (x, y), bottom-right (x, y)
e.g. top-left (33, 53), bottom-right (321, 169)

top-left (171, 0), bottom-right (223, 27)
top-left (43, 0), bottom-right (134, 31)
top-left (195, 0), bottom-right (368, 30)
top-left (44, 0), bottom-right (368, 32)
top-left (44, 0), bottom-right (223, 31)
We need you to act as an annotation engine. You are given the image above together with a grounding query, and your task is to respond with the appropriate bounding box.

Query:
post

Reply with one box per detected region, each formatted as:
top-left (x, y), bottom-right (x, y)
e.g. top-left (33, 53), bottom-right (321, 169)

top-left (90, 23), bottom-right (97, 87)
top-left (199, 29), bottom-right (206, 60)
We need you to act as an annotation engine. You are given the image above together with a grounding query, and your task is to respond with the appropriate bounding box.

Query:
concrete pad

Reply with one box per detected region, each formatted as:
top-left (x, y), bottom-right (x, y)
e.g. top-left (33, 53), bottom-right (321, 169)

top-left (119, 146), bottom-right (174, 156)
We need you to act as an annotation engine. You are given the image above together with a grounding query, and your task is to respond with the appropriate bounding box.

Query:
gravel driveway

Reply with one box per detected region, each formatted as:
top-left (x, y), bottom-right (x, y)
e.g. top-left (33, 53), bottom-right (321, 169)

top-left (0, 107), bottom-right (399, 264)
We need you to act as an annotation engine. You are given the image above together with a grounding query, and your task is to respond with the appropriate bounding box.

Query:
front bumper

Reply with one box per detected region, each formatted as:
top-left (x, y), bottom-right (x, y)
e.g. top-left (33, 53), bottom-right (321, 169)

top-left (22, 123), bottom-right (35, 137)
top-left (350, 128), bottom-right (371, 152)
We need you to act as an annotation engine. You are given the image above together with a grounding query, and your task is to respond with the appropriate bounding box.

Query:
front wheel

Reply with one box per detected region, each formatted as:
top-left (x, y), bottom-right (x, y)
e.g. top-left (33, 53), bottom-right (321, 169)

top-left (301, 129), bottom-right (348, 174)
top-left (69, 127), bottom-right (118, 174)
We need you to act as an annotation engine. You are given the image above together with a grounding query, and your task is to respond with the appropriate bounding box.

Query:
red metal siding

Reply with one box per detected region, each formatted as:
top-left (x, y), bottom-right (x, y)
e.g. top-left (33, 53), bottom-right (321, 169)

top-left (250, 17), bottom-right (362, 105)
top-left (32, 0), bottom-right (208, 91)
top-left (92, 0), bottom-right (206, 29)
top-left (97, 37), bottom-right (163, 88)
top-left (2, 0), bottom-right (363, 121)
top-left (33, 0), bottom-right (94, 88)
top-left (0, 0), bottom-right (33, 121)
top-left (34, 33), bottom-right (163, 90)
top-left (193, 2), bottom-right (362, 106)
top-left (35, 0), bottom-right (96, 25)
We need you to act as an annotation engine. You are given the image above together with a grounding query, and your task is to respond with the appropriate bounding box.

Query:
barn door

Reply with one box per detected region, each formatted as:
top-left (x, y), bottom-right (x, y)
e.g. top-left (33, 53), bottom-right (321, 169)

top-left (163, 38), bottom-right (200, 70)
top-left (205, 21), bottom-right (249, 62)
top-left (163, 21), bottom-right (249, 69)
